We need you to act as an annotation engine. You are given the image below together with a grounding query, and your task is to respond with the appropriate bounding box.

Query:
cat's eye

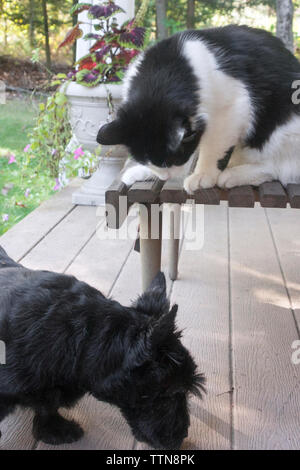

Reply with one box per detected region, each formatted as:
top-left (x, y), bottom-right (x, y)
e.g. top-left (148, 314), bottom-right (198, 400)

top-left (182, 131), bottom-right (197, 143)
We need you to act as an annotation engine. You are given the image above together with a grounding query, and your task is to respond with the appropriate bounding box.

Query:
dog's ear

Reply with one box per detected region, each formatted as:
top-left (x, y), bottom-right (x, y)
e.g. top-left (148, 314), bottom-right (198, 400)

top-left (150, 304), bottom-right (179, 348)
top-left (96, 119), bottom-right (124, 145)
top-left (134, 271), bottom-right (169, 317)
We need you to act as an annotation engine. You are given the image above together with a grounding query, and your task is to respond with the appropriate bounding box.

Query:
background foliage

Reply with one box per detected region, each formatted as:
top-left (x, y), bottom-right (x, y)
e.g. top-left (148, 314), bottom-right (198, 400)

top-left (1, 1), bottom-right (300, 68)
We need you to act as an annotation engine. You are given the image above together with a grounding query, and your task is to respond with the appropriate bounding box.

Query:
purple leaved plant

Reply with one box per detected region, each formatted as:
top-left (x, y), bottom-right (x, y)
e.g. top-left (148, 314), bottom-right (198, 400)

top-left (59, 1), bottom-right (147, 87)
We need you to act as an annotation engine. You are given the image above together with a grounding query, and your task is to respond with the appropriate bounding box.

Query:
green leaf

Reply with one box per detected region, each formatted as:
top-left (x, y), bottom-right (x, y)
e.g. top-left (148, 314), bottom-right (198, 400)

top-left (54, 93), bottom-right (67, 106)
top-left (50, 80), bottom-right (62, 87)
top-left (70, 2), bottom-right (91, 15)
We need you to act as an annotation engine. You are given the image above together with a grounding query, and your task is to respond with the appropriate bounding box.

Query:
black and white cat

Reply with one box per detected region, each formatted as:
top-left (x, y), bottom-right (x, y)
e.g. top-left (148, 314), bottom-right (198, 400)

top-left (97, 25), bottom-right (300, 191)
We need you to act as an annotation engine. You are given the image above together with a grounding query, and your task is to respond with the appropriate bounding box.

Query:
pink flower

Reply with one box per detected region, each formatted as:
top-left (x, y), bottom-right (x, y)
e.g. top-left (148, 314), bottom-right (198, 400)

top-left (51, 148), bottom-right (57, 156)
top-left (74, 146), bottom-right (85, 160)
top-left (24, 144), bottom-right (31, 153)
top-left (24, 188), bottom-right (30, 198)
top-left (53, 179), bottom-right (61, 191)
top-left (2, 214), bottom-right (9, 222)
top-left (8, 154), bottom-right (16, 164)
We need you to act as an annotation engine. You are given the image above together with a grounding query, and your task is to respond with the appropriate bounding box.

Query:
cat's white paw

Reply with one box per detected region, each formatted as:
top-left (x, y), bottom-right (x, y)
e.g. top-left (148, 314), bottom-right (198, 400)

top-left (218, 165), bottom-right (274, 188)
top-left (217, 169), bottom-right (239, 188)
top-left (121, 165), bottom-right (154, 186)
top-left (184, 170), bottom-right (220, 193)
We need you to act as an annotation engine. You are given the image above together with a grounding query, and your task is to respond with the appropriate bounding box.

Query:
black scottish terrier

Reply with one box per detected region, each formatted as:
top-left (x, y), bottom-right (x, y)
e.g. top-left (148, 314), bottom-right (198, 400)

top-left (0, 246), bottom-right (205, 449)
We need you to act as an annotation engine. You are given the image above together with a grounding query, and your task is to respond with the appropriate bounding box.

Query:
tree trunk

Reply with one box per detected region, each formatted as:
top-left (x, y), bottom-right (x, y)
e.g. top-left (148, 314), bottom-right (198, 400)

top-left (72, 0), bottom-right (77, 64)
top-left (29, 0), bottom-right (35, 48)
top-left (41, 0), bottom-right (51, 70)
top-left (156, 0), bottom-right (167, 40)
top-left (276, 0), bottom-right (294, 52)
top-left (187, 0), bottom-right (195, 29)
top-left (4, 16), bottom-right (7, 48)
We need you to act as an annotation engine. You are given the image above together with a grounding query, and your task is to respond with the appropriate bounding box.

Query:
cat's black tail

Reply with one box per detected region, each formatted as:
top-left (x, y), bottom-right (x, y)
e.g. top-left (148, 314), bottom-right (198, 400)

top-left (0, 246), bottom-right (22, 269)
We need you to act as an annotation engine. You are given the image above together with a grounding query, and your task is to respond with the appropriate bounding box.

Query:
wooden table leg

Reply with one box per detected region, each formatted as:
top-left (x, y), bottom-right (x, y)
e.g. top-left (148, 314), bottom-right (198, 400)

top-left (139, 203), bottom-right (162, 291)
top-left (169, 203), bottom-right (181, 281)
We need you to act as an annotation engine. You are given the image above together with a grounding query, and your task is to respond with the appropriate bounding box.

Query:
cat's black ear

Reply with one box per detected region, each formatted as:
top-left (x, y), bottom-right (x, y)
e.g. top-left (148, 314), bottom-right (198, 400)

top-left (134, 271), bottom-right (169, 317)
top-left (96, 120), bottom-right (124, 145)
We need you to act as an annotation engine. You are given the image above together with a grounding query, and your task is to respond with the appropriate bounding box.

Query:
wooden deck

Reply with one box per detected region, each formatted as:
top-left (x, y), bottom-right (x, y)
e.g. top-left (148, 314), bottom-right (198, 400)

top-left (0, 178), bottom-right (300, 450)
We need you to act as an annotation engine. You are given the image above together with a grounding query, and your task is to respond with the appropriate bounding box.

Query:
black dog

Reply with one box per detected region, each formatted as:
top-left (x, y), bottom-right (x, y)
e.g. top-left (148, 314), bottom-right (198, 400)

top-left (0, 246), bottom-right (205, 449)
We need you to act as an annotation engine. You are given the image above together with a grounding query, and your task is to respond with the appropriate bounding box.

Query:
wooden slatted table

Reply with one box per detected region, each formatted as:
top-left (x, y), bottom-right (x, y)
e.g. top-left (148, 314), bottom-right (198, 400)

top-left (106, 175), bottom-right (300, 291)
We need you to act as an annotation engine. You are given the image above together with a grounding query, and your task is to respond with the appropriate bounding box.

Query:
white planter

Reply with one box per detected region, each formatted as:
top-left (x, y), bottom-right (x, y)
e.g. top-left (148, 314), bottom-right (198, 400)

top-left (65, 81), bottom-right (128, 206)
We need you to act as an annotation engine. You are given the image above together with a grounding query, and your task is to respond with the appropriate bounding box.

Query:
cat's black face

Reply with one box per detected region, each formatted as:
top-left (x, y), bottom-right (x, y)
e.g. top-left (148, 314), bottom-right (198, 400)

top-left (96, 106), bottom-right (206, 178)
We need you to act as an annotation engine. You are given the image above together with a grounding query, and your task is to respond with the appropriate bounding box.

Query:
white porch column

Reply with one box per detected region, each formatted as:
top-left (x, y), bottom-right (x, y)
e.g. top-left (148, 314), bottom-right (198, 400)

top-left (76, 6), bottom-right (92, 61)
top-left (71, 0), bottom-right (136, 206)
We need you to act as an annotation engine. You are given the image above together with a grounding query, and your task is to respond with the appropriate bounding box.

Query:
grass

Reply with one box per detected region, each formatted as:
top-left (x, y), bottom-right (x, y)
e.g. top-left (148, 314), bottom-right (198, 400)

top-left (0, 96), bottom-right (55, 236)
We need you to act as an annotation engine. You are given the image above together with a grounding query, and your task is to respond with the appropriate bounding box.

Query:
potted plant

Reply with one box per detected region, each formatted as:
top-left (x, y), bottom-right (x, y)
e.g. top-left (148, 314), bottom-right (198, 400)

top-left (59, 0), bottom-right (148, 205)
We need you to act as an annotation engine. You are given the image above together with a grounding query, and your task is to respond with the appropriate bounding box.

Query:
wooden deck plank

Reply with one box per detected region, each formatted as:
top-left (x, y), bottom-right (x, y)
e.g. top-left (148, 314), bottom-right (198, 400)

top-left (20, 205), bottom-right (97, 273)
top-left (265, 207), bottom-right (300, 332)
top-left (229, 206), bottom-right (300, 449)
top-left (166, 204), bottom-right (231, 450)
top-left (0, 179), bottom-right (81, 261)
top-left (65, 218), bottom-right (139, 294)
top-left (0, 410), bottom-right (35, 450)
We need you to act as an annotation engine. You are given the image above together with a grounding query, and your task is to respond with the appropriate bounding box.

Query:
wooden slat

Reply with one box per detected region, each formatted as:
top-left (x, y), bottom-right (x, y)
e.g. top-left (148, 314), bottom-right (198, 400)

top-left (266, 207), bottom-right (300, 330)
top-left (259, 182), bottom-right (287, 208)
top-left (168, 204), bottom-right (232, 450)
top-left (105, 179), bottom-right (130, 230)
top-left (230, 206), bottom-right (300, 449)
top-left (21, 206), bottom-right (97, 273)
top-left (128, 178), bottom-right (164, 203)
top-left (65, 220), bottom-right (139, 294)
top-left (286, 184), bottom-right (300, 209)
top-left (0, 411), bottom-right (35, 450)
top-left (160, 178), bottom-right (187, 204)
top-left (228, 185), bottom-right (255, 208)
top-left (194, 187), bottom-right (221, 205)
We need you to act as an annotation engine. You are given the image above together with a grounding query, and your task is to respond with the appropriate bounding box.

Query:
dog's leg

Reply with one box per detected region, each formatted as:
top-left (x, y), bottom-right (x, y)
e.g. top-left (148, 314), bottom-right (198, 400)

top-left (33, 408), bottom-right (84, 445)
top-left (32, 392), bottom-right (84, 445)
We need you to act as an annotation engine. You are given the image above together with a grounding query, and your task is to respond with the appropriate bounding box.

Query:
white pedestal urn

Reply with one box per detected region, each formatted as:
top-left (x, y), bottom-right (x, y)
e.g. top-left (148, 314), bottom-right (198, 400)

top-left (65, 81), bottom-right (128, 206)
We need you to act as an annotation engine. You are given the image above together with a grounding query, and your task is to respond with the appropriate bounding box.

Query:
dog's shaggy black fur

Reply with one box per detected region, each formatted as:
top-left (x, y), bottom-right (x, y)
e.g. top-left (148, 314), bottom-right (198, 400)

top-left (0, 246), bottom-right (205, 449)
